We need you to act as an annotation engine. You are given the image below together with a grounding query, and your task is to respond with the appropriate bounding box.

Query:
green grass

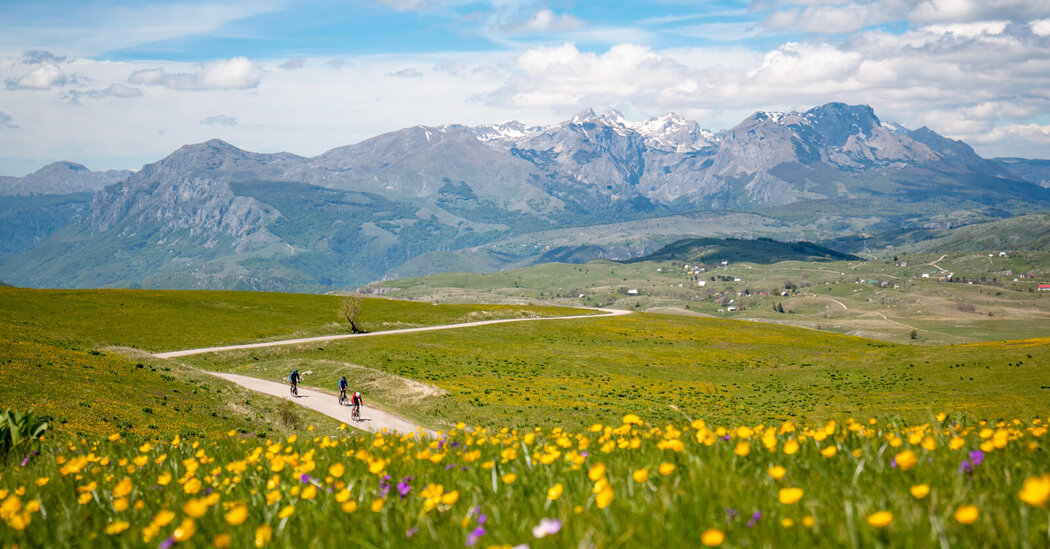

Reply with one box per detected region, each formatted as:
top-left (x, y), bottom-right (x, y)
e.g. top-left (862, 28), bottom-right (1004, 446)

top-left (0, 338), bottom-right (343, 440)
top-left (180, 312), bottom-right (1050, 432)
top-left (0, 287), bottom-right (590, 352)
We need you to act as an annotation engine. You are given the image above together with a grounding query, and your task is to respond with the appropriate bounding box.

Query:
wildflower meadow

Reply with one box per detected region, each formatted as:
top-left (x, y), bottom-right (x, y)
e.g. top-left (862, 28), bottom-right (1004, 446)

top-left (2, 415), bottom-right (1049, 547)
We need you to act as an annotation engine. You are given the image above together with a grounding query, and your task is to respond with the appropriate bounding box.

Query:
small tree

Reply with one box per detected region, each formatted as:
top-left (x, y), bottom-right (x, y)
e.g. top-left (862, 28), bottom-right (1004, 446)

top-left (909, 329), bottom-right (919, 340)
top-left (341, 296), bottom-right (365, 334)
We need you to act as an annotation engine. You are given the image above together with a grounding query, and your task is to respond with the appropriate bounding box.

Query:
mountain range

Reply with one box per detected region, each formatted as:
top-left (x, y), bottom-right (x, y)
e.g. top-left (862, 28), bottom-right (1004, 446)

top-left (1, 102), bottom-right (1049, 291)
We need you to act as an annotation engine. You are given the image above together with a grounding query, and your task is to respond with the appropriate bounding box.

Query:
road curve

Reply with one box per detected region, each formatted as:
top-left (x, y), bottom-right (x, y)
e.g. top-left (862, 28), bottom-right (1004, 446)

top-left (154, 308), bottom-right (630, 359)
top-left (209, 372), bottom-right (436, 437)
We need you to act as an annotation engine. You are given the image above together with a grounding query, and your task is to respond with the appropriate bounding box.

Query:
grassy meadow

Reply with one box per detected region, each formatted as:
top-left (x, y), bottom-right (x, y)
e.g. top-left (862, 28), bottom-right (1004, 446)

top-left (180, 312), bottom-right (1050, 433)
top-left (2, 285), bottom-right (1050, 547)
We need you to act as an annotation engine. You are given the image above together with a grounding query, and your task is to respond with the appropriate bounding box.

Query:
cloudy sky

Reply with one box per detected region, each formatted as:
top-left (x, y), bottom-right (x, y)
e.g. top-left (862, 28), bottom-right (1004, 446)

top-left (1, 0), bottom-right (1049, 175)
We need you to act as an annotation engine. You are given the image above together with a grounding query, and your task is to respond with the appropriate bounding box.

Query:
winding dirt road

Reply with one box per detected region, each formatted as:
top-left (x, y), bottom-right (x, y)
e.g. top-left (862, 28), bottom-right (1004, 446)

top-left (210, 372), bottom-right (434, 436)
top-left (156, 307), bottom-right (630, 435)
top-left (155, 308), bottom-right (629, 359)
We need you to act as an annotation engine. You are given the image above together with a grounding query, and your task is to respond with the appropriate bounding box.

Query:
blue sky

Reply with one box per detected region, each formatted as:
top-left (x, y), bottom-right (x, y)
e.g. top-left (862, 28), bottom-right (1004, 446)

top-left (1, 0), bottom-right (1050, 174)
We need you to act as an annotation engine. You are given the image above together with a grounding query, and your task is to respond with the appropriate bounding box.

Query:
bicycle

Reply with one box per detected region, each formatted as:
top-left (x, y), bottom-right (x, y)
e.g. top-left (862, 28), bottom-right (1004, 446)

top-left (339, 389), bottom-right (348, 406)
top-left (351, 403), bottom-right (361, 421)
top-left (290, 383), bottom-right (298, 397)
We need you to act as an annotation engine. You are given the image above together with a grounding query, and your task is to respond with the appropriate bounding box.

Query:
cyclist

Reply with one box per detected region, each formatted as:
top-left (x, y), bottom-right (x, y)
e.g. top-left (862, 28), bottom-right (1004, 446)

top-left (351, 391), bottom-right (363, 420)
top-left (338, 376), bottom-right (348, 404)
top-left (289, 369), bottom-right (301, 396)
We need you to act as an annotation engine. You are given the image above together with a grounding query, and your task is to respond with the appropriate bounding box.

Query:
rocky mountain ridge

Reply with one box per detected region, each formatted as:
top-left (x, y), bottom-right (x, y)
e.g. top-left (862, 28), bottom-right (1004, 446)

top-left (2, 102), bottom-right (1049, 291)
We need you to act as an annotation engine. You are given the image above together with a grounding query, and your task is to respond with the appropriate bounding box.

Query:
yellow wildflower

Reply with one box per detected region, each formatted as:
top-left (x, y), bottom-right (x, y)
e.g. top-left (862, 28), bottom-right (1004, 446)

top-left (173, 518), bottom-right (196, 542)
top-left (633, 468), bottom-right (649, 483)
top-left (768, 466), bottom-right (786, 479)
top-left (547, 483), bottom-right (564, 500)
top-left (701, 528), bottom-right (724, 546)
top-left (867, 511), bottom-right (893, 527)
top-left (954, 505), bottom-right (978, 524)
top-left (105, 520), bottom-right (130, 535)
top-left (1019, 474), bottom-right (1050, 507)
top-left (894, 450), bottom-right (917, 471)
top-left (779, 487), bottom-right (803, 504)
top-left (225, 504), bottom-right (248, 525)
top-left (911, 484), bottom-right (930, 499)
top-left (254, 524), bottom-right (273, 547)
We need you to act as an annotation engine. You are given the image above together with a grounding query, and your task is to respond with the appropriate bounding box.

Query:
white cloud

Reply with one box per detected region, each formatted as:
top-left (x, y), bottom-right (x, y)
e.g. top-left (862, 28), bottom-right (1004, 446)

top-left (22, 50), bottom-right (69, 65)
top-left (5, 63), bottom-right (67, 90)
top-left (968, 123), bottom-right (1050, 158)
top-left (1031, 18), bottom-right (1050, 36)
top-left (64, 84), bottom-right (143, 104)
top-left (517, 9), bottom-right (583, 33)
top-left (389, 68), bottom-right (423, 78)
top-left (909, 0), bottom-right (1050, 24)
top-left (279, 58), bottom-right (305, 70)
top-left (0, 110), bottom-right (17, 129)
top-left (201, 114), bottom-right (238, 127)
top-left (128, 57), bottom-right (265, 91)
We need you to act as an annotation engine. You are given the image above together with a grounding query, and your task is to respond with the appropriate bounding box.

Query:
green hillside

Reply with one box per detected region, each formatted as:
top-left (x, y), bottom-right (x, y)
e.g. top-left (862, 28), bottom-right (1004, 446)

top-left (628, 237), bottom-right (858, 263)
top-left (0, 287), bottom-right (587, 352)
top-left (0, 288), bottom-right (586, 438)
top-left (899, 213), bottom-right (1050, 253)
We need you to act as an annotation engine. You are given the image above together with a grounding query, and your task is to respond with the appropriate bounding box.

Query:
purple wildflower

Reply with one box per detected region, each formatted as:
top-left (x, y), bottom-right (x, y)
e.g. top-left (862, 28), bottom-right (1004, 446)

top-left (890, 458), bottom-right (898, 468)
top-left (968, 450), bottom-right (984, 466)
top-left (378, 475), bottom-right (392, 498)
top-left (477, 513), bottom-right (487, 525)
top-left (747, 511), bottom-right (762, 528)
top-left (159, 536), bottom-right (176, 549)
top-left (726, 508), bottom-right (739, 520)
top-left (406, 527), bottom-right (419, 538)
top-left (722, 434), bottom-right (731, 441)
top-left (466, 526), bottom-right (486, 546)
top-left (445, 464), bottom-right (457, 470)
top-left (300, 474), bottom-right (313, 484)
top-left (959, 460), bottom-right (972, 473)
top-left (397, 477), bottom-right (414, 499)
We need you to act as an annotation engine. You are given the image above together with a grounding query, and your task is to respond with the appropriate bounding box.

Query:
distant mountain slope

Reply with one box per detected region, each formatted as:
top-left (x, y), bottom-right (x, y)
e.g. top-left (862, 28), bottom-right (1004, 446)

top-left (0, 161), bottom-right (130, 195)
top-left (2, 102), bottom-right (1049, 291)
top-left (627, 237), bottom-right (859, 264)
top-left (994, 158), bottom-right (1050, 188)
top-left (898, 214), bottom-right (1050, 253)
